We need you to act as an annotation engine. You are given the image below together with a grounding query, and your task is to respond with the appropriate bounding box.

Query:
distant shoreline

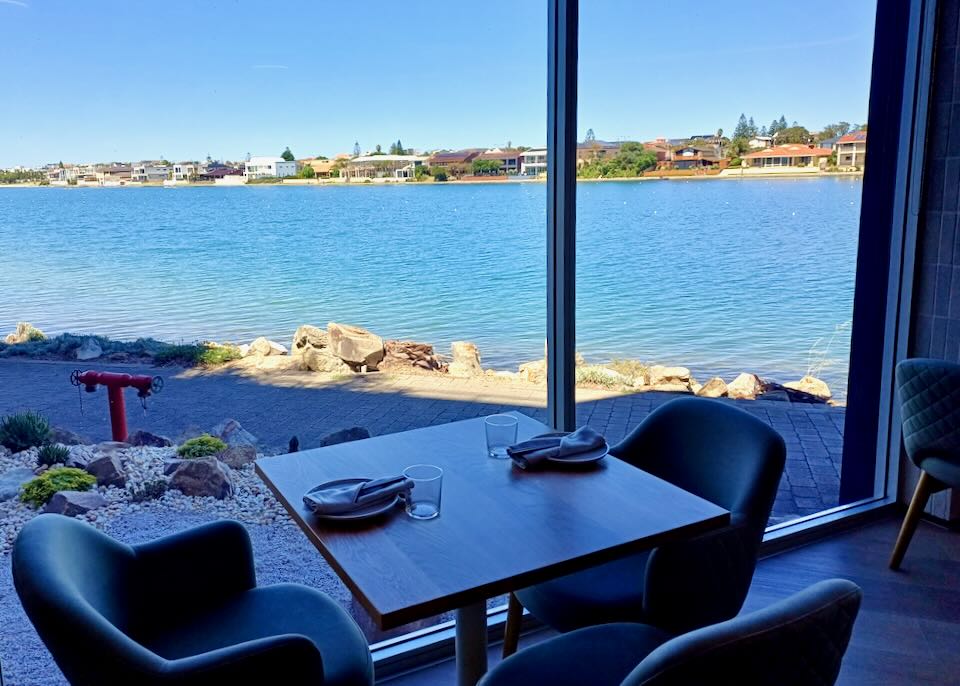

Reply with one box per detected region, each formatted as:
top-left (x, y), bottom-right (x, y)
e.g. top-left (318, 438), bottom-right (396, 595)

top-left (0, 170), bottom-right (865, 189)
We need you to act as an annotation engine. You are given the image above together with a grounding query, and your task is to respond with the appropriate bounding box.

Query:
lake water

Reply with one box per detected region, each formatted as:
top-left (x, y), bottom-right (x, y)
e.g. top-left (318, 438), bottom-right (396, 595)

top-left (0, 178), bottom-right (861, 397)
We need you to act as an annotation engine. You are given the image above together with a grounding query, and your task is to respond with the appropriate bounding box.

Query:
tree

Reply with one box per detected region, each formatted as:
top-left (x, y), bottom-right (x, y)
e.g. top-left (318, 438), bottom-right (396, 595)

top-left (314, 155), bottom-right (329, 160)
top-left (577, 142), bottom-right (657, 178)
top-left (775, 126), bottom-right (812, 144)
top-left (747, 117), bottom-right (757, 137)
top-left (716, 128), bottom-right (723, 139)
top-left (733, 113), bottom-right (750, 140)
top-left (300, 164), bottom-right (316, 179)
top-left (585, 128), bottom-right (596, 142)
top-left (373, 144), bottom-right (383, 155)
top-left (778, 115), bottom-right (788, 131)
top-left (430, 166), bottom-right (448, 181)
top-left (472, 159), bottom-right (502, 175)
top-left (769, 118), bottom-right (781, 136)
top-left (389, 139), bottom-right (405, 155)
top-left (817, 121), bottom-right (852, 141)
top-left (353, 141), bottom-right (361, 157)
top-left (281, 147), bottom-right (295, 162)
top-left (760, 125), bottom-right (768, 136)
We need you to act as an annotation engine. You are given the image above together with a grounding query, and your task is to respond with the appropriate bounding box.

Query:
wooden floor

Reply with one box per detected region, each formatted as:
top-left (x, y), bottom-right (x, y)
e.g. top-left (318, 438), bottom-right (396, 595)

top-left (383, 516), bottom-right (960, 685)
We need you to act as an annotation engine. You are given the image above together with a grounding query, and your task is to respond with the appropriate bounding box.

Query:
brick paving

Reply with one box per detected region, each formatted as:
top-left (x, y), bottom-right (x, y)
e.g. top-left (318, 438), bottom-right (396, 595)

top-left (0, 359), bottom-right (845, 524)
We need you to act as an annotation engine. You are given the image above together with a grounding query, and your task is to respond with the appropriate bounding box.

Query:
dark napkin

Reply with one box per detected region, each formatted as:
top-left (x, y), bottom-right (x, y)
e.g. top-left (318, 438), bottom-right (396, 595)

top-left (303, 476), bottom-right (413, 515)
top-left (507, 426), bottom-right (607, 469)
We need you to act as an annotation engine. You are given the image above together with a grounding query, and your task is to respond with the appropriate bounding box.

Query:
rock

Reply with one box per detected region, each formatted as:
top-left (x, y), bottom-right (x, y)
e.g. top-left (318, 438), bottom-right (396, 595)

top-left (85, 454), bottom-right (126, 488)
top-left (163, 459), bottom-right (185, 476)
top-left (237, 344), bottom-right (251, 356)
top-left (75, 337), bottom-right (103, 360)
top-left (248, 336), bottom-right (288, 357)
top-left (518, 359), bottom-right (547, 384)
top-left (648, 365), bottom-right (691, 386)
top-left (43, 490), bottom-right (107, 516)
top-left (211, 419), bottom-right (258, 448)
top-left (218, 444), bottom-right (257, 468)
top-left (127, 430), bottom-right (173, 447)
top-left (727, 373), bottom-right (764, 400)
top-left (93, 441), bottom-right (131, 458)
top-left (0, 467), bottom-right (36, 502)
top-left (289, 436), bottom-right (300, 453)
top-left (302, 347), bottom-right (353, 373)
top-left (449, 341), bottom-right (483, 377)
top-left (169, 457), bottom-right (234, 499)
top-left (319, 427), bottom-right (371, 447)
top-left (784, 375), bottom-right (832, 400)
top-left (696, 377), bottom-right (728, 398)
top-left (50, 426), bottom-right (91, 445)
top-left (291, 325), bottom-right (352, 373)
top-left (380, 340), bottom-right (447, 373)
top-left (175, 426), bottom-right (207, 444)
top-left (327, 322), bottom-right (384, 370)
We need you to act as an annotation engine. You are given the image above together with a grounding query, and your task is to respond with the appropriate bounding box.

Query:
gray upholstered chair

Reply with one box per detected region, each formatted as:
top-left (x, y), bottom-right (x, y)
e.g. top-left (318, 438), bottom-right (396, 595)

top-left (12, 515), bottom-right (374, 685)
top-left (483, 579), bottom-right (862, 686)
top-left (502, 397), bottom-right (786, 656)
top-left (890, 358), bottom-right (960, 569)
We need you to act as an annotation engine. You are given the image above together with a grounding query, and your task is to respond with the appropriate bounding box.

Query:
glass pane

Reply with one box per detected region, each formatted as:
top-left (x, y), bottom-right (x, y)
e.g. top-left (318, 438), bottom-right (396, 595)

top-left (576, 0), bottom-right (877, 526)
top-left (0, 1), bottom-right (544, 673)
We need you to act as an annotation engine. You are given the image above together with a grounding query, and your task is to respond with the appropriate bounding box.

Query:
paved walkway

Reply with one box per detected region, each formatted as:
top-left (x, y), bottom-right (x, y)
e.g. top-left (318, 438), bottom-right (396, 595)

top-left (0, 359), bottom-right (845, 523)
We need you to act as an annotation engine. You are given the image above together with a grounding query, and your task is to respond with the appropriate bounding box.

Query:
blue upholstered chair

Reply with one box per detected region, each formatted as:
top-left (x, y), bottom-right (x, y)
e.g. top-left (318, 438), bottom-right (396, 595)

top-left (12, 515), bottom-right (374, 686)
top-left (503, 397), bottom-right (786, 655)
top-left (890, 358), bottom-right (960, 569)
top-left (483, 579), bottom-right (862, 686)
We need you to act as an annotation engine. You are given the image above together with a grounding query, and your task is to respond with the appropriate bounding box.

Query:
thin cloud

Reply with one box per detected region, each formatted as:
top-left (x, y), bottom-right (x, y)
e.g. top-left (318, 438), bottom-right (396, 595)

top-left (251, 64), bottom-right (289, 70)
top-left (0, 0), bottom-right (29, 7)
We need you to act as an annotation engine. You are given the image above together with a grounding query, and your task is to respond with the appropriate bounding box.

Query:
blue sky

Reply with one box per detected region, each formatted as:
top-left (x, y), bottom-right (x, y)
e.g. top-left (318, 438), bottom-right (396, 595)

top-left (0, 0), bottom-right (877, 166)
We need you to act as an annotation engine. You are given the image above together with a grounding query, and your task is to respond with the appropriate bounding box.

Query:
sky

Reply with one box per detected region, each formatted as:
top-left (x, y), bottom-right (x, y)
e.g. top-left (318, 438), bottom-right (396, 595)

top-left (0, 0), bottom-right (878, 167)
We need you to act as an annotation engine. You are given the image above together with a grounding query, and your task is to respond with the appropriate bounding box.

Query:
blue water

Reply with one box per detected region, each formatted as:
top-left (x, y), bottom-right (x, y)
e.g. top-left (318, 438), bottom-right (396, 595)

top-left (0, 178), bottom-right (861, 396)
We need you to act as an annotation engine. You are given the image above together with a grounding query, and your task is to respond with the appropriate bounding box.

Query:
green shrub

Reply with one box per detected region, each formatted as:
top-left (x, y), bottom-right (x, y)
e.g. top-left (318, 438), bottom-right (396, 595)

top-left (153, 343), bottom-right (241, 367)
top-left (0, 411), bottom-right (52, 452)
top-left (197, 345), bottom-right (242, 366)
top-left (130, 479), bottom-right (168, 503)
top-left (20, 467), bottom-right (96, 508)
top-left (177, 434), bottom-right (227, 459)
top-left (37, 443), bottom-right (70, 467)
top-left (575, 366), bottom-right (622, 388)
top-left (608, 359), bottom-right (649, 385)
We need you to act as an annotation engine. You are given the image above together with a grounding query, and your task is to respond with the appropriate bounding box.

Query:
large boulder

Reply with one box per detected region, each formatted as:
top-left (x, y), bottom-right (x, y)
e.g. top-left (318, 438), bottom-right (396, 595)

top-left (449, 341), bottom-right (483, 377)
top-left (43, 490), bottom-right (107, 516)
top-left (248, 336), bottom-right (288, 357)
top-left (211, 419), bottom-right (258, 448)
top-left (85, 454), bottom-right (126, 488)
top-left (218, 444), bottom-right (257, 468)
top-left (727, 373), bottom-right (764, 400)
top-left (0, 467), bottom-right (35, 502)
top-left (319, 427), bottom-right (371, 447)
top-left (169, 457), bottom-right (234, 499)
top-left (648, 365), bottom-right (691, 386)
top-left (75, 337), bottom-right (103, 360)
top-left (784, 375), bottom-right (832, 400)
top-left (518, 359), bottom-right (547, 384)
top-left (696, 377), bottom-right (728, 398)
top-left (327, 322), bottom-right (384, 370)
top-left (50, 426), bottom-right (91, 445)
top-left (380, 340), bottom-right (447, 373)
top-left (291, 325), bottom-right (352, 373)
top-left (127, 430), bottom-right (173, 448)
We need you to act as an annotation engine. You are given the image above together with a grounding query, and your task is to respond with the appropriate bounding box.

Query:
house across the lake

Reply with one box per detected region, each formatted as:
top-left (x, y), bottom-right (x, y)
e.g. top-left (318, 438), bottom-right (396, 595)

top-left (520, 148), bottom-right (548, 176)
top-left (426, 149), bottom-right (484, 178)
top-left (835, 130), bottom-right (867, 170)
top-left (669, 145), bottom-right (722, 170)
top-left (742, 144), bottom-right (833, 170)
top-left (342, 154), bottom-right (426, 180)
top-left (475, 148), bottom-right (522, 175)
top-left (244, 156), bottom-right (297, 180)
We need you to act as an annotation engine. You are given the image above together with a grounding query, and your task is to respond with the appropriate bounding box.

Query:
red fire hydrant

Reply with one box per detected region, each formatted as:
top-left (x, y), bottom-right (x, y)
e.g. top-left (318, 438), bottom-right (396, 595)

top-left (70, 370), bottom-right (163, 442)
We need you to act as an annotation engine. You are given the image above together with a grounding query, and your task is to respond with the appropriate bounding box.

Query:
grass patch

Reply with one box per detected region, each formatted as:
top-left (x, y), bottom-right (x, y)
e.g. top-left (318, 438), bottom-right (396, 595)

top-left (37, 444), bottom-right (70, 467)
top-left (0, 411), bottom-right (51, 452)
top-left (608, 359), bottom-right (649, 385)
top-left (20, 467), bottom-right (96, 508)
top-left (152, 343), bottom-right (242, 367)
top-left (177, 434), bottom-right (227, 458)
top-left (575, 365), bottom-right (624, 388)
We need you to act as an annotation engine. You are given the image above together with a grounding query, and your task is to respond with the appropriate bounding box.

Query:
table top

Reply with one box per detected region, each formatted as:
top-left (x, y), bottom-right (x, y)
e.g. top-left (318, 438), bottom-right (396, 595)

top-left (255, 412), bottom-right (730, 629)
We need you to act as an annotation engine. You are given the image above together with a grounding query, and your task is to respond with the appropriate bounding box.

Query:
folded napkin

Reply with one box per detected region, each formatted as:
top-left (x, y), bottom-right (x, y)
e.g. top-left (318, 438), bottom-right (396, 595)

top-left (303, 476), bottom-right (413, 515)
top-left (507, 426), bottom-right (607, 469)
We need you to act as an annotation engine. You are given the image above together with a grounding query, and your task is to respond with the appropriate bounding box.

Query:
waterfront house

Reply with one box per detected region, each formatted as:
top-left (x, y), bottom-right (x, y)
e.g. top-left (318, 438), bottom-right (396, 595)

top-left (426, 149), bottom-right (483, 178)
top-left (576, 140), bottom-right (621, 165)
top-left (835, 130), bottom-right (867, 169)
top-left (342, 154), bottom-right (426, 180)
top-left (95, 165), bottom-right (132, 184)
top-left (173, 162), bottom-right (205, 182)
top-left (668, 145), bottom-right (722, 169)
top-left (243, 156), bottom-right (297, 180)
top-left (475, 148), bottom-right (522, 175)
top-left (742, 143), bottom-right (833, 169)
top-left (198, 164), bottom-right (243, 182)
top-left (643, 139), bottom-right (673, 165)
top-left (300, 158), bottom-right (339, 178)
top-left (520, 148), bottom-right (548, 176)
top-left (46, 165), bottom-right (77, 184)
top-left (131, 162), bottom-right (170, 182)
top-left (748, 135), bottom-right (774, 149)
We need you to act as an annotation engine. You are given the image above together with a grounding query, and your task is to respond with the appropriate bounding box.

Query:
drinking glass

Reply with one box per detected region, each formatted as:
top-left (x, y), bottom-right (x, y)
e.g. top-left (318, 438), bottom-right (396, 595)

top-left (485, 414), bottom-right (519, 459)
top-left (403, 464), bottom-right (443, 520)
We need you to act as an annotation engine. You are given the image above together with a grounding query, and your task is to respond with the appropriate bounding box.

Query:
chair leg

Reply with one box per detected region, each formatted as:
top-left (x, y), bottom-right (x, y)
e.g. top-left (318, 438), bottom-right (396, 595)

top-left (502, 593), bottom-right (523, 658)
top-left (889, 471), bottom-right (935, 570)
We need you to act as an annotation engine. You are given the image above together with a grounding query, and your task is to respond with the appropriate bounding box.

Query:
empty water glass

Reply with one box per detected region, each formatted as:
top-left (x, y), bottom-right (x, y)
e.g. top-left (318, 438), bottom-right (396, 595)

top-left (485, 414), bottom-right (519, 459)
top-left (403, 464), bottom-right (443, 520)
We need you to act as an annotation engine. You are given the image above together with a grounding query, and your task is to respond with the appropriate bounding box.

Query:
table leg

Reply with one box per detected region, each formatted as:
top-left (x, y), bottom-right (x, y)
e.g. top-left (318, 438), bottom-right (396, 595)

top-left (455, 601), bottom-right (488, 686)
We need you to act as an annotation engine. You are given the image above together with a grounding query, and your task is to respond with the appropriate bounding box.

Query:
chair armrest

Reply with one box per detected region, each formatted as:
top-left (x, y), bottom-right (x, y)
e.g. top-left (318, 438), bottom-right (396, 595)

top-left (161, 634), bottom-right (324, 684)
top-left (134, 520), bottom-right (256, 616)
top-left (642, 520), bottom-right (759, 635)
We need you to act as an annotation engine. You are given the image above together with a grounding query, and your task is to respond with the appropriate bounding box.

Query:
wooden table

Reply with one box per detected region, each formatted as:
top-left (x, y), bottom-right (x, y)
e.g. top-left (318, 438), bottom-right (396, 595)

top-left (256, 412), bottom-right (729, 686)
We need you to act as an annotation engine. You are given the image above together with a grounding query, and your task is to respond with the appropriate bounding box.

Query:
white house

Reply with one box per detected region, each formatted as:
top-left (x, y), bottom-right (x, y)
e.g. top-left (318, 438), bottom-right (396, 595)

top-left (341, 155), bottom-right (426, 180)
top-left (244, 156), bottom-right (297, 180)
top-left (131, 163), bottom-right (170, 182)
top-left (173, 162), bottom-right (206, 181)
top-left (520, 148), bottom-right (548, 176)
top-left (748, 136), bottom-right (774, 149)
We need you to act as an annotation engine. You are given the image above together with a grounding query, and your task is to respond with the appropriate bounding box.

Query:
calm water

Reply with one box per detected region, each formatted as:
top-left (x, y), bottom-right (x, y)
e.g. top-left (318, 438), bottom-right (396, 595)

top-left (0, 179), bottom-right (861, 396)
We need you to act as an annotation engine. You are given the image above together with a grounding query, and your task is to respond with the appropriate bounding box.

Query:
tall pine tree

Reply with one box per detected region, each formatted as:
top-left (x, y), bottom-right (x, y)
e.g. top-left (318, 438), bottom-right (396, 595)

top-left (733, 113), bottom-right (749, 140)
top-left (747, 116), bottom-right (757, 137)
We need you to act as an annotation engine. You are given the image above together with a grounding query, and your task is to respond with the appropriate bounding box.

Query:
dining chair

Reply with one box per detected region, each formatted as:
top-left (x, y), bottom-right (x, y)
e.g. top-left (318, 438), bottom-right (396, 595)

top-left (12, 515), bottom-right (374, 685)
top-left (503, 396), bottom-right (786, 656)
top-left (890, 357), bottom-right (960, 569)
top-left (483, 578), bottom-right (861, 686)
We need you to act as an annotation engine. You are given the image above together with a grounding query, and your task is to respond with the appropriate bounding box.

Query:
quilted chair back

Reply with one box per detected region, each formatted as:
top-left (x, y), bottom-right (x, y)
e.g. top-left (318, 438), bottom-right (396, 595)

top-left (623, 579), bottom-right (862, 686)
top-left (896, 358), bottom-right (960, 468)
